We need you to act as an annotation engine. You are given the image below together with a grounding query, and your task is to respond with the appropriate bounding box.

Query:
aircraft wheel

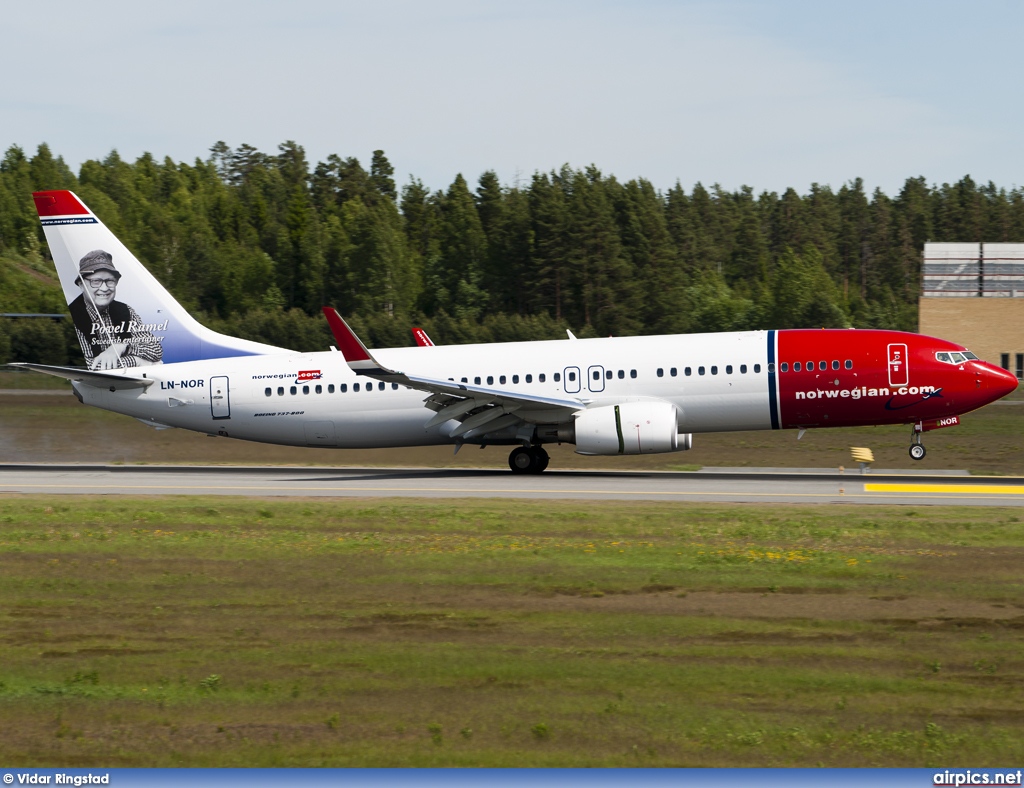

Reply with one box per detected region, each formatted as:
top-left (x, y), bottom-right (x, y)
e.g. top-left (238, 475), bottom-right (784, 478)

top-left (909, 443), bottom-right (926, 461)
top-left (509, 447), bottom-right (535, 473)
top-left (532, 447), bottom-right (550, 473)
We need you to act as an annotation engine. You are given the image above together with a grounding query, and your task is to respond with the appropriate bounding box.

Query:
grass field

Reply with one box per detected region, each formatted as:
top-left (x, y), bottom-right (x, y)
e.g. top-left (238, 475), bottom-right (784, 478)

top-left (1, 496), bottom-right (1023, 766)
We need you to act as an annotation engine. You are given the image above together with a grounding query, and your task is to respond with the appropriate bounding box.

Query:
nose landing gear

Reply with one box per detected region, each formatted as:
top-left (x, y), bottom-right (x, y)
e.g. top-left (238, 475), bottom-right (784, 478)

top-left (509, 446), bottom-right (550, 474)
top-left (909, 429), bottom-right (926, 461)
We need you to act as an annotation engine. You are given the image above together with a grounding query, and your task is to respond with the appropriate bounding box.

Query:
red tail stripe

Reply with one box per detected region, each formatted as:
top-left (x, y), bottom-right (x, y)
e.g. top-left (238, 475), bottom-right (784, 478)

top-left (32, 190), bottom-right (88, 217)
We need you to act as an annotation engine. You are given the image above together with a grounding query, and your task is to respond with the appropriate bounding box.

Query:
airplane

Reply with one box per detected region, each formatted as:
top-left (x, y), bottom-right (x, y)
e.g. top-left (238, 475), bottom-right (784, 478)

top-left (12, 189), bottom-right (1019, 474)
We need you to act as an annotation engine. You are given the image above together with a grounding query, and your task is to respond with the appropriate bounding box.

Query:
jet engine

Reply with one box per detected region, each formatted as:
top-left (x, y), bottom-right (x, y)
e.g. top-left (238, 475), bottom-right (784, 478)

top-left (569, 401), bottom-right (692, 455)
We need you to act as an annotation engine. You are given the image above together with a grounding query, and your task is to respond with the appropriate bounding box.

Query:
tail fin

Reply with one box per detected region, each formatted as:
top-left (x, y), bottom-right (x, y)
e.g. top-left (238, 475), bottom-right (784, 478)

top-left (33, 190), bottom-right (287, 366)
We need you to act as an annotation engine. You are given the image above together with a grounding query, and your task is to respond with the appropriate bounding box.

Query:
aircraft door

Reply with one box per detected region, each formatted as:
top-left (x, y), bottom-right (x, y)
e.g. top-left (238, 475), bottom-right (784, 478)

top-left (210, 376), bottom-right (231, 419)
top-left (887, 344), bottom-right (909, 387)
top-left (588, 365), bottom-right (605, 392)
top-left (564, 366), bottom-right (581, 394)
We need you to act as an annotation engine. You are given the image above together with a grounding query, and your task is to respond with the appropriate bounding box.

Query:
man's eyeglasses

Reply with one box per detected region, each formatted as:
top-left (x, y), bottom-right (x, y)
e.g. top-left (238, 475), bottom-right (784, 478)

top-left (84, 277), bottom-right (117, 290)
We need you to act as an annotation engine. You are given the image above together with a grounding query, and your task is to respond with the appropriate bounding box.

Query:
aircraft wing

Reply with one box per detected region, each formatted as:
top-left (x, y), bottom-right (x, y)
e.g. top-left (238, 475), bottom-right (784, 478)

top-left (322, 308), bottom-right (582, 436)
top-left (9, 363), bottom-right (155, 390)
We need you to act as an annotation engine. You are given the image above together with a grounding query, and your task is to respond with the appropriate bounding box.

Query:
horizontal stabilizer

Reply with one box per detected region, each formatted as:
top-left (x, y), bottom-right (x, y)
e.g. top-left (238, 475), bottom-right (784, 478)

top-left (8, 363), bottom-right (154, 390)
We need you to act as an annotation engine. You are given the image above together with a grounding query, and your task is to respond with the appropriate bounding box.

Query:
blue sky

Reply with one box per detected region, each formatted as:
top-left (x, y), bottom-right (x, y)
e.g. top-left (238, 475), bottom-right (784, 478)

top-left (4, 0), bottom-right (1023, 194)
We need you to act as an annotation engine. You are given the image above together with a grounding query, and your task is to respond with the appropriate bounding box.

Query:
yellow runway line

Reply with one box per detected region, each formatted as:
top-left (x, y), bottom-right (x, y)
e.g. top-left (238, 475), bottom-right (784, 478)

top-left (865, 483), bottom-right (1024, 495)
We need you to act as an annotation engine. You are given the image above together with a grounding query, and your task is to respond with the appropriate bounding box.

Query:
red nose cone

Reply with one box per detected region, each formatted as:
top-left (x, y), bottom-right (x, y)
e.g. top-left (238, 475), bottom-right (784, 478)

top-left (987, 364), bottom-right (1019, 400)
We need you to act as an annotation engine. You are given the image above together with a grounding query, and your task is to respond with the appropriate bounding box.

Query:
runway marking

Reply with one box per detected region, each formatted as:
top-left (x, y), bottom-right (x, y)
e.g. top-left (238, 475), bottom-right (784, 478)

top-left (2, 482), bottom-right (849, 497)
top-left (865, 483), bottom-right (1024, 495)
top-left (1, 482), bottom-right (1022, 502)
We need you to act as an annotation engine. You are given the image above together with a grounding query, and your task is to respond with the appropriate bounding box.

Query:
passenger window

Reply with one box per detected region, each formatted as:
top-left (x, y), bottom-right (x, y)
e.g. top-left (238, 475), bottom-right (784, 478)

top-left (264, 387), bottom-right (271, 397)
top-left (844, 360), bottom-right (853, 370)
top-left (605, 370), bottom-right (612, 379)
top-left (539, 374), bottom-right (546, 382)
top-left (831, 360), bottom-right (839, 370)
top-left (461, 377), bottom-right (468, 383)
top-left (710, 366), bottom-right (718, 375)
top-left (526, 374), bottom-right (533, 383)
top-left (670, 367), bottom-right (677, 377)
top-left (819, 361), bottom-right (826, 371)
top-left (698, 366), bottom-right (705, 376)
top-left (726, 365), bottom-right (733, 374)
top-left (302, 385), bottom-right (309, 394)
top-left (315, 384), bottom-right (322, 394)
top-left (618, 370), bottom-right (625, 379)
top-left (378, 382), bottom-right (385, 391)
top-left (340, 384), bottom-right (347, 393)
top-left (807, 361), bottom-right (813, 370)
top-left (780, 363), bottom-right (788, 372)
top-left (740, 364), bottom-right (747, 373)
top-left (685, 367), bottom-right (692, 376)
top-left (768, 363), bottom-right (775, 373)
top-left (474, 377), bottom-right (481, 384)
top-left (754, 364), bottom-right (761, 373)
top-left (392, 383), bottom-right (398, 389)
top-left (513, 375), bottom-right (520, 383)
top-left (487, 376), bottom-right (494, 385)
top-left (793, 362), bottom-right (801, 372)
top-left (290, 386), bottom-right (297, 395)
top-left (657, 368), bottom-right (664, 377)
top-left (630, 369), bottom-right (637, 379)
top-left (277, 387), bottom-right (284, 396)
top-left (353, 383), bottom-right (360, 392)
top-left (499, 375), bottom-right (506, 384)
top-left (554, 372), bottom-right (561, 382)
top-left (328, 384), bottom-right (335, 393)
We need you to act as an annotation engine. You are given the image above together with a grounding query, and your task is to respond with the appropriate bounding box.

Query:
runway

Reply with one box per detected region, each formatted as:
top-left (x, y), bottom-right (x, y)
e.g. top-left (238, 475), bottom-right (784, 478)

top-left (2, 464), bottom-right (1024, 505)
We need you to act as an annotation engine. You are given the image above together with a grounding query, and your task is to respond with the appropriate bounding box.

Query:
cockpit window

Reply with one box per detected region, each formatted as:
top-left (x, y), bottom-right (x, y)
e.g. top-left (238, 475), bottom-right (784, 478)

top-left (937, 351), bottom-right (975, 364)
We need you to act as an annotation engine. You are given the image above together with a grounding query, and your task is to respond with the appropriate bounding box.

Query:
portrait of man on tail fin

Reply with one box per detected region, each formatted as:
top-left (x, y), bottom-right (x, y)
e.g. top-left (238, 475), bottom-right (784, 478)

top-left (68, 249), bottom-right (164, 370)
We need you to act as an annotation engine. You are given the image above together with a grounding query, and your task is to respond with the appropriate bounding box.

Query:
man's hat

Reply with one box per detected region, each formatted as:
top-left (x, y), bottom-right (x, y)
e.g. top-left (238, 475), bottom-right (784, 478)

top-left (75, 250), bottom-right (121, 286)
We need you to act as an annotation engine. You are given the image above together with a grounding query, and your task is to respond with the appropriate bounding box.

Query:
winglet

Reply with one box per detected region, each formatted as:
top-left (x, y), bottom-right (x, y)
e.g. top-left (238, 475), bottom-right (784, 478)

top-left (321, 307), bottom-right (397, 375)
top-left (412, 327), bottom-right (435, 347)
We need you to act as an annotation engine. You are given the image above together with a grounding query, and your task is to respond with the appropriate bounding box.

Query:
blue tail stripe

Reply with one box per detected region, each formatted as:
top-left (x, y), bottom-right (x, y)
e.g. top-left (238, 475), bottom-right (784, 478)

top-left (767, 330), bottom-right (780, 430)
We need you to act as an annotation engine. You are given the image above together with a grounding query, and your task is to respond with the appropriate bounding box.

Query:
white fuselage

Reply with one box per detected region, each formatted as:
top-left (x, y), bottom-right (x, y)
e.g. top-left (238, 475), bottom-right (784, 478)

top-left (77, 332), bottom-right (775, 448)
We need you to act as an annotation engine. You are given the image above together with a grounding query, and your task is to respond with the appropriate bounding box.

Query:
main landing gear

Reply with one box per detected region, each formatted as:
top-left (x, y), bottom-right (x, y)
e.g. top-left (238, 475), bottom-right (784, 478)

top-left (909, 430), bottom-right (926, 461)
top-left (509, 446), bottom-right (550, 474)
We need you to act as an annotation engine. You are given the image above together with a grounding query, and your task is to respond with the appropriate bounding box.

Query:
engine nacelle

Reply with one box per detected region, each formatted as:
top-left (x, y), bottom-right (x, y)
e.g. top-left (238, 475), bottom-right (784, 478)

top-left (573, 401), bottom-right (690, 455)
